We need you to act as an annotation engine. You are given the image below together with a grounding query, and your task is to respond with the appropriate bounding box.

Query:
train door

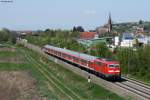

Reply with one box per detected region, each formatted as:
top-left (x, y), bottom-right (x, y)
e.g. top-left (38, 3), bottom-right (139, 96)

top-left (102, 63), bottom-right (107, 74)
top-left (94, 61), bottom-right (101, 72)
top-left (88, 61), bottom-right (94, 70)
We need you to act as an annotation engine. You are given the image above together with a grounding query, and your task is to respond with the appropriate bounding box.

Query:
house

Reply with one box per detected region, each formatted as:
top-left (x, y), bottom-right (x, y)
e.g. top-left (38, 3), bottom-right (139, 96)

top-left (120, 33), bottom-right (134, 47)
top-left (136, 35), bottom-right (150, 45)
top-left (80, 32), bottom-right (98, 40)
top-left (79, 30), bottom-right (113, 47)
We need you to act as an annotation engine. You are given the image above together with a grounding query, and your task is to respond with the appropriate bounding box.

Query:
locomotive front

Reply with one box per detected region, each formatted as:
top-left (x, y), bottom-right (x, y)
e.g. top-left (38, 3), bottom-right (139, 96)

top-left (94, 58), bottom-right (121, 79)
top-left (107, 61), bottom-right (121, 79)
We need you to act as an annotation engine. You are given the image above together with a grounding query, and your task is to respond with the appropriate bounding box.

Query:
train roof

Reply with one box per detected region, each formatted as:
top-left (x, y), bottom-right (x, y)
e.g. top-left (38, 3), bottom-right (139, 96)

top-left (45, 45), bottom-right (98, 61)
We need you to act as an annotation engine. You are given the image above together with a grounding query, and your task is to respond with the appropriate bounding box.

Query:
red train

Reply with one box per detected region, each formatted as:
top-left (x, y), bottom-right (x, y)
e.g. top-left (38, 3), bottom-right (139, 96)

top-left (43, 45), bottom-right (121, 79)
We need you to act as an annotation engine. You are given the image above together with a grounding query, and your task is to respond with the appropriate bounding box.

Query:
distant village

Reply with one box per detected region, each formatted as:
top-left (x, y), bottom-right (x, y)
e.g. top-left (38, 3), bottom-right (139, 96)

top-left (10, 13), bottom-right (150, 49)
top-left (78, 13), bottom-right (150, 49)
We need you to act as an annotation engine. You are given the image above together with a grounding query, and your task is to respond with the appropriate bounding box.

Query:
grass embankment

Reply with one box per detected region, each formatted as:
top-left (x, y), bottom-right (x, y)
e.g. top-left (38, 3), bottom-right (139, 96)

top-left (21, 47), bottom-right (123, 100)
top-left (0, 48), bottom-right (25, 67)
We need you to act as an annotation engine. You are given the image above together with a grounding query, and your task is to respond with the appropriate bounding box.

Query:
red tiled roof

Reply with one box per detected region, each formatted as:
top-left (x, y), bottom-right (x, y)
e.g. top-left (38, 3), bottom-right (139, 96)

top-left (80, 32), bottom-right (97, 39)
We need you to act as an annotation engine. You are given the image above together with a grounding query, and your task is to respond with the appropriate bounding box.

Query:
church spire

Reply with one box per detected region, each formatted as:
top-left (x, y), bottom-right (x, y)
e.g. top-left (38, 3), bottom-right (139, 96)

top-left (108, 12), bottom-right (112, 32)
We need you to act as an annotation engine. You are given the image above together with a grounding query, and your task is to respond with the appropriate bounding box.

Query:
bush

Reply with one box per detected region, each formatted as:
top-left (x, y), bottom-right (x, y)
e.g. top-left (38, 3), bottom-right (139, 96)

top-left (116, 46), bottom-right (150, 81)
top-left (89, 43), bottom-right (112, 58)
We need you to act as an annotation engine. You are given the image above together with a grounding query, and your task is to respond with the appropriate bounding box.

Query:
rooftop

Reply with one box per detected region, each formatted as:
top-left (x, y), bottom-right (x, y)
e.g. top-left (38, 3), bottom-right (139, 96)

top-left (80, 32), bottom-right (97, 40)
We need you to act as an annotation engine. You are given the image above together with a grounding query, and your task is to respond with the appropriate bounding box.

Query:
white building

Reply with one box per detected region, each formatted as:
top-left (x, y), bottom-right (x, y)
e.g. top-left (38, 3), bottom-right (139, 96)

top-left (120, 33), bottom-right (134, 47)
top-left (114, 36), bottom-right (119, 46)
top-left (137, 35), bottom-right (150, 45)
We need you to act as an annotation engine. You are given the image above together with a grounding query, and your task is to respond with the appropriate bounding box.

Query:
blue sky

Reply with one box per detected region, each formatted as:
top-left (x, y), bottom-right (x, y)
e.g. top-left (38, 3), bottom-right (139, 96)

top-left (0, 0), bottom-right (149, 30)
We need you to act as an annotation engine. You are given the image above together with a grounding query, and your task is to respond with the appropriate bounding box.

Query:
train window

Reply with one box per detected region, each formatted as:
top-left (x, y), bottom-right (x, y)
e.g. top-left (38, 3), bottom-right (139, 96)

top-left (70, 56), bottom-right (72, 58)
top-left (66, 54), bottom-right (70, 58)
top-left (66, 54), bottom-right (69, 57)
top-left (81, 59), bottom-right (83, 62)
top-left (68, 55), bottom-right (70, 58)
top-left (73, 57), bottom-right (78, 60)
top-left (81, 59), bottom-right (87, 63)
top-left (96, 62), bottom-right (103, 66)
top-left (75, 57), bottom-right (78, 60)
top-left (58, 52), bottom-right (61, 56)
top-left (62, 53), bottom-right (65, 57)
top-left (109, 64), bottom-right (119, 68)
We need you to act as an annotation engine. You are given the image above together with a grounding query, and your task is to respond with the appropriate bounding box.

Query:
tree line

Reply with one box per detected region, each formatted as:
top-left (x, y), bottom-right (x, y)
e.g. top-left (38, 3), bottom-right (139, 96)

top-left (116, 47), bottom-right (150, 82)
top-left (0, 28), bottom-right (17, 44)
top-left (25, 29), bottom-right (86, 52)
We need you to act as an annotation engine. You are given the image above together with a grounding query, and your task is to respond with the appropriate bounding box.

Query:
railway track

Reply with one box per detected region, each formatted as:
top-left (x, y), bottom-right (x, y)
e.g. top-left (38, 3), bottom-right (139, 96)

top-left (22, 49), bottom-right (83, 100)
top-left (123, 76), bottom-right (150, 89)
top-left (114, 78), bottom-right (150, 100)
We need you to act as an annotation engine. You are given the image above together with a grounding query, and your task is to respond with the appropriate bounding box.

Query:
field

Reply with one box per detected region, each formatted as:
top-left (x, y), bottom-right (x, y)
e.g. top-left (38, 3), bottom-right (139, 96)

top-left (0, 47), bottom-right (42, 100)
top-left (0, 46), bottom-right (123, 100)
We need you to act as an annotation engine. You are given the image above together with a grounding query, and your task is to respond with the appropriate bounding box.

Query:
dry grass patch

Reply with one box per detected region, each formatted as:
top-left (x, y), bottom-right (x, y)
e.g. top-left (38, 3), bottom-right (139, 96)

top-left (0, 48), bottom-right (16, 52)
top-left (0, 71), bottom-right (42, 100)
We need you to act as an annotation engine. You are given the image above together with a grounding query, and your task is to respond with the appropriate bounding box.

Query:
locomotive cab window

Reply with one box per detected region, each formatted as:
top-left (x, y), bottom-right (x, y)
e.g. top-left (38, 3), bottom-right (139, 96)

top-left (109, 64), bottom-right (119, 68)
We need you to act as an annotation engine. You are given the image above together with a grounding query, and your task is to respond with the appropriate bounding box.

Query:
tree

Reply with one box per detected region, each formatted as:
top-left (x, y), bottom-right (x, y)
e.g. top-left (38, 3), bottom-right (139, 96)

top-left (73, 26), bottom-right (84, 32)
top-left (10, 32), bottom-right (18, 44)
top-left (89, 43), bottom-right (111, 58)
top-left (73, 26), bottom-right (77, 32)
top-left (44, 28), bottom-right (51, 33)
top-left (0, 28), bottom-right (17, 44)
top-left (116, 46), bottom-right (150, 80)
top-left (43, 29), bottom-right (55, 37)
top-left (0, 28), bottom-right (11, 43)
top-left (139, 20), bottom-right (144, 25)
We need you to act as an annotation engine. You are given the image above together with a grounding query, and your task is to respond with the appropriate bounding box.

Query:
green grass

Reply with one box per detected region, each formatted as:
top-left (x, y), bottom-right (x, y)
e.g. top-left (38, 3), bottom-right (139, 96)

top-left (23, 47), bottom-right (123, 100)
top-left (0, 48), bottom-right (26, 63)
top-left (0, 63), bottom-right (28, 70)
top-left (0, 51), bottom-right (17, 57)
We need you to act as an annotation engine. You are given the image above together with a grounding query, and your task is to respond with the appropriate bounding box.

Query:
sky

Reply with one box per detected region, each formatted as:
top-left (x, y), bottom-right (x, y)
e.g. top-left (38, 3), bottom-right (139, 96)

top-left (0, 0), bottom-right (150, 30)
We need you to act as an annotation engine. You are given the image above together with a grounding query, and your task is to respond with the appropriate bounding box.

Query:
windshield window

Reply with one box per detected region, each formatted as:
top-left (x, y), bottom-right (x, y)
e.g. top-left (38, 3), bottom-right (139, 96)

top-left (109, 64), bottom-right (119, 68)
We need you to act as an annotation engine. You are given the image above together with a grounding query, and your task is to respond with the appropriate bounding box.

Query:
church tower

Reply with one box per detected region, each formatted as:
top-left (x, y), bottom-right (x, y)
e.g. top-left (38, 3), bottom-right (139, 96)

top-left (107, 13), bottom-right (112, 33)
